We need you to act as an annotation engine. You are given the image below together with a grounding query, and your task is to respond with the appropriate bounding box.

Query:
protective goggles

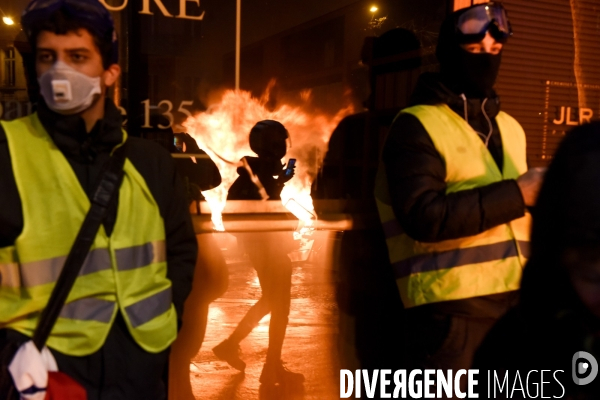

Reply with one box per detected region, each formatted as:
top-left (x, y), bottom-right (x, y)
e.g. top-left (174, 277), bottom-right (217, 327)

top-left (456, 2), bottom-right (512, 43)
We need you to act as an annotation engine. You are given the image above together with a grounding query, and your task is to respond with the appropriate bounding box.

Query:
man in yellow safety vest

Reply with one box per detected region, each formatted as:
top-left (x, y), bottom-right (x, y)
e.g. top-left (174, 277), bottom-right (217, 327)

top-left (0, 1), bottom-right (197, 398)
top-left (375, 2), bottom-right (546, 379)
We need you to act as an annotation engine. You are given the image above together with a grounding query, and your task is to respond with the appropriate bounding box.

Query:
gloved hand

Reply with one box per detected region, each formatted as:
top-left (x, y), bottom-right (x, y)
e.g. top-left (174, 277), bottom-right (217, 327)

top-left (8, 341), bottom-right (58, 400)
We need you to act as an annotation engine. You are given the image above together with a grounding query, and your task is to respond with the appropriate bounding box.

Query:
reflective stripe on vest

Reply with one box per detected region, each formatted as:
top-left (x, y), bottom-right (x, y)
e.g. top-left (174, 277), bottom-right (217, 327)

top-left (375, 104), bottom-right (531, 308)
top-left (125, 287), bottom-right (172, 328)
top-left (0, 261), bottom-right (19, 288)
top-left (61, 298), bottom-right (116, 323)
top-left (0, 241), bottom-right (166, 288)
top-left (392, 240), bottom-right (531, 279)
top-left (115, 241), bottom-right (166, 271)
top-left (0, 114), bottom-right (176, 356)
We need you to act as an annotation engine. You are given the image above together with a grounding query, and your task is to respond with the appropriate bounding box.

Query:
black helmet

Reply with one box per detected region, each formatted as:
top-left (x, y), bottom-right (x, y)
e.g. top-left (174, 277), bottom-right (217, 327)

top-left (249, 120), bottom-right (289, 159)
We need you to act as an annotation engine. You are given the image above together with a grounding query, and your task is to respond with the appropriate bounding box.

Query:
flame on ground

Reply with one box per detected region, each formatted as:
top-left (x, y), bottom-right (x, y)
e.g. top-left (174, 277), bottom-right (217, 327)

top-left (183, 83), bottom-right (353, 231)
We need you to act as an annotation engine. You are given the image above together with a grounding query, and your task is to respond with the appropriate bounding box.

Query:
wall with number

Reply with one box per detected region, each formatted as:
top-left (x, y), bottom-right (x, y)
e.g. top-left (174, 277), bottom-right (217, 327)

top-left (0, 98), bottom-right (196, 131)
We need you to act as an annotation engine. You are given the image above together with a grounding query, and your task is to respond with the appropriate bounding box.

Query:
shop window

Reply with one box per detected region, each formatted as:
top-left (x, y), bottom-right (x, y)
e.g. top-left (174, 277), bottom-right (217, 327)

top-left (3, 48), bottom-right (16, 87)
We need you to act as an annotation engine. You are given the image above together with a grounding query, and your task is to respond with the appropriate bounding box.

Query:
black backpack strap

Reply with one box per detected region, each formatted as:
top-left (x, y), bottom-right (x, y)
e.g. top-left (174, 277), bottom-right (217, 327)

top-left (32, 143), bottom-right (128, 350)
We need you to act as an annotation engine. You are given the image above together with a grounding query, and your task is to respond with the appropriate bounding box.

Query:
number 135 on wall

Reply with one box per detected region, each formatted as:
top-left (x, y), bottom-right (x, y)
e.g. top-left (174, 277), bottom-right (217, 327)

top-left (119, 99), bottom-right (195, 128)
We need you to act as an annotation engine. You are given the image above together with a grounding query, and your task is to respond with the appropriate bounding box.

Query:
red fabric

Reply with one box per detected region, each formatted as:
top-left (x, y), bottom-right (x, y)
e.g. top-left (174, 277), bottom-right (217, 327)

top-left (45, 372), bottom-right (87, 400)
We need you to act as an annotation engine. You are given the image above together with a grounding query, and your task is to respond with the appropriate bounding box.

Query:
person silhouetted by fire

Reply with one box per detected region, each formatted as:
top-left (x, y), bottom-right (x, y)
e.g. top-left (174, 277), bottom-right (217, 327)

top-left (213, 120), bottom-right (304, 387)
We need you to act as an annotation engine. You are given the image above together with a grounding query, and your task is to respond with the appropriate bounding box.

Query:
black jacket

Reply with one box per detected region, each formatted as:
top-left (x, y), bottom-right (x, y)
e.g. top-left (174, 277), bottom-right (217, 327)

top-left (473, 307), bottom-right (600, 399)
top-left (473, 123), bottom-right (600, 399)
top-left (227, 156), bottom-right (285, 201)
top-left (0, 99), bottom-right (197, 325)
top-left (172, 132), bottom-right (222, 194)
top-left (382, 73), bottom-right (527, 317)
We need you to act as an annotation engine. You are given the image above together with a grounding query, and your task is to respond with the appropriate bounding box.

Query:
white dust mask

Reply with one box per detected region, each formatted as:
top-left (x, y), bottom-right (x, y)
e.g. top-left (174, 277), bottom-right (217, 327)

top-left (38, 61), bottom-right (102, 115)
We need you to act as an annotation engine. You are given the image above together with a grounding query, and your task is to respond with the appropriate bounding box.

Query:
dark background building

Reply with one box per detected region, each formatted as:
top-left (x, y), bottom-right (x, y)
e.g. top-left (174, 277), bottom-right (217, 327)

top-left (0, 0), bottom-right (599, 164)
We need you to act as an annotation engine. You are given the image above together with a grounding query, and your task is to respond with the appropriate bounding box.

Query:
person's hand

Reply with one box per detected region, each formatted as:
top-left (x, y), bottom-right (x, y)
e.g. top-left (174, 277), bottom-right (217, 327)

top-left (517, 167), bottom-right (547, 207)
top-left (277, 162), bottom-right (295, 184)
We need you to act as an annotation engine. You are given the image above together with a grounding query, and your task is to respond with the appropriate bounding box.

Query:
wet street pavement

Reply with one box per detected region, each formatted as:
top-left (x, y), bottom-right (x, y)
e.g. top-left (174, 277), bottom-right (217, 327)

top-left (182, 232), bottom-right (342, 400)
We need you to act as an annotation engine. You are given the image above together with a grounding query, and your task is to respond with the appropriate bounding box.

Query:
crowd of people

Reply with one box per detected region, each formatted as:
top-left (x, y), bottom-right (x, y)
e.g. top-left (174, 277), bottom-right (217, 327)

top-left (0, 0), bottom-right (598, 399)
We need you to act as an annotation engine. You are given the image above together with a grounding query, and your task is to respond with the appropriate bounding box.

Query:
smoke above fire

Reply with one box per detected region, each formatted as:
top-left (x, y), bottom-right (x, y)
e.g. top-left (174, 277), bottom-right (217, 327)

top-left (183, 81), bottom-right (353, 230)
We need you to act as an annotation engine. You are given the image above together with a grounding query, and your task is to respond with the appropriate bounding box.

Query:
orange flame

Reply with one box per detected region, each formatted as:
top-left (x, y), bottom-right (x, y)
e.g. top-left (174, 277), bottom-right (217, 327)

top-left (183, 84), bottom-right (353, 231)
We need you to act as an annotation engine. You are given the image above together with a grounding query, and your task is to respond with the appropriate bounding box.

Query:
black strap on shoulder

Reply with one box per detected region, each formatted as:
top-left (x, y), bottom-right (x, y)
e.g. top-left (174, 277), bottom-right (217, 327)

top-left (32, 143), bottom-right (128, 350)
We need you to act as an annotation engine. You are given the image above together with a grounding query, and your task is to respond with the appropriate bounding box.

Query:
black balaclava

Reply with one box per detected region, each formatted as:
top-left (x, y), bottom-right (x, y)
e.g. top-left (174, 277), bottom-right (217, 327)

top-left (436, 7), bottom-right (502, 98)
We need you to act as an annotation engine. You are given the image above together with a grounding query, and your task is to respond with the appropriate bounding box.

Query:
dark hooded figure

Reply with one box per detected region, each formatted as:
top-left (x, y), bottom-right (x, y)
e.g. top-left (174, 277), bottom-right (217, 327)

top-left (140, 114), bottom-right (222, 205)
top-left (212, 120), bottom-right (304, 386)
top-left (474, 122), bottom-right (600, 399)
top-left (0, 1), bottom-right (197, 399)
top-left (311, 28), bottom-right (420, 378)
top-left (373, 2), bottom-right (546, 389)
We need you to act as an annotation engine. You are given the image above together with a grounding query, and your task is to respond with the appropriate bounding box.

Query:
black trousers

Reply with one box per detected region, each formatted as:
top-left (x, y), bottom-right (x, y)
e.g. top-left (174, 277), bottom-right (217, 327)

top-left (0, 313), bottom-right (169, 400)
top-left (401, 308), bottom-right (500, 400)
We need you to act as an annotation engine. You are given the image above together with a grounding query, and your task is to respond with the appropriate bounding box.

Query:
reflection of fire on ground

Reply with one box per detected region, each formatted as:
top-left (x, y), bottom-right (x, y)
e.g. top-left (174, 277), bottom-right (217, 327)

top-left (183, 81), bottom-right (353, 233)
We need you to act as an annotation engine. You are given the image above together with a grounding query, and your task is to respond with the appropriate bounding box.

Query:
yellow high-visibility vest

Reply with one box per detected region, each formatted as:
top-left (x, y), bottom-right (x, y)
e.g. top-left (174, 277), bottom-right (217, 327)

top-left (0, 113), bottom-right (177, 356)
top-left (375, 104), bottom-right (531, 308)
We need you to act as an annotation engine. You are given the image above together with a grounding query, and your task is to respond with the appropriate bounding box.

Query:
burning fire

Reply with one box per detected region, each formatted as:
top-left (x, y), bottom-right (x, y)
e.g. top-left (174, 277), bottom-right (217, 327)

top-left (183, 82), bottom-right (353, 231)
